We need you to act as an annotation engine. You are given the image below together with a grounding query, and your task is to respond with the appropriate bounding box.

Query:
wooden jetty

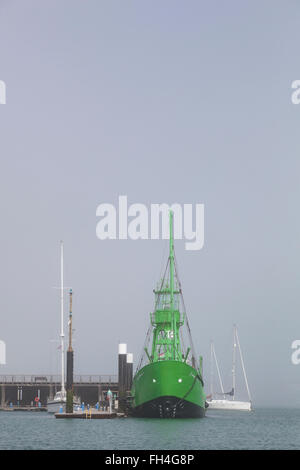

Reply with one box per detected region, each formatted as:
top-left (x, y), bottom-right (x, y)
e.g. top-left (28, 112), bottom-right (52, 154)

top-left (0, 406), bottom-right (47, 412)
top-left (55, 410), bottom-right (125, 419)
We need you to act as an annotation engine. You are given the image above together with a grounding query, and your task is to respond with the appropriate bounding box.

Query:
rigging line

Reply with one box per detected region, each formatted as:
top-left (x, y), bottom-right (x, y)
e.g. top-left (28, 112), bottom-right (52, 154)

top-left (212, 342), bottom-right (226, 398)
top-left (180, 327), bottom-right (186, 357)
top-left (158, 238), bottom-right (168, 286)
top-left (139, 329), bottom-right (152, 371)
top-left (136, 319), bottom-right (153, 372)
top-left (235, 327), bottom-right (252, 402)
top-left (174, 253), bottom-right (198, 368)
top-left (179, 303), bottom-right (187, 356)
top-left (135, 326), bottom-right (150, 373)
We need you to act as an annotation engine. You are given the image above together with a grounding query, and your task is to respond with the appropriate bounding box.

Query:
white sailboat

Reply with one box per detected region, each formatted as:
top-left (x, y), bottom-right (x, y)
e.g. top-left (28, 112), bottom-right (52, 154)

top-left (206, 325), bottom-right (252, 411)
top-left (47, 241), bottom-right (67, 413)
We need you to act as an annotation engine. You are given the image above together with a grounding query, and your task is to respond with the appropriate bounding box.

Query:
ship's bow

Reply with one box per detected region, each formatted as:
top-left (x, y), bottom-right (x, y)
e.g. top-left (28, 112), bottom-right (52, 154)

top-left (131, 360), bottom-right (206, 418)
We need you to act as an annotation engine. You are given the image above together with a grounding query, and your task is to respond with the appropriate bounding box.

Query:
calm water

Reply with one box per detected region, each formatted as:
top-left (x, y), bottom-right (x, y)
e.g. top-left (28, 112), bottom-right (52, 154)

top-left (0, 408), bottom-right (299, 450)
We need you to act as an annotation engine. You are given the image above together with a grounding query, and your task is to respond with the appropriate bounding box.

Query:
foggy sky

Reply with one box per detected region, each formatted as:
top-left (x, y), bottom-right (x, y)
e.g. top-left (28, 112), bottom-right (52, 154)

top-left (0, 0), bottom-right (300, 406)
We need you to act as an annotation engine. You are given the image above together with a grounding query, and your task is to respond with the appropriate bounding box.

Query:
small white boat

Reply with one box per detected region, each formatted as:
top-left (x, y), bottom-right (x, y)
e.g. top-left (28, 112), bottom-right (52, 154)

top-left (207, 399), bottom-right (251, 411)
top-left (206, 325), bottom-right (252, 411)
top-left (47, 390), bottom-right (80, 414)
top-left (47, 391), bottom-right (66, 414)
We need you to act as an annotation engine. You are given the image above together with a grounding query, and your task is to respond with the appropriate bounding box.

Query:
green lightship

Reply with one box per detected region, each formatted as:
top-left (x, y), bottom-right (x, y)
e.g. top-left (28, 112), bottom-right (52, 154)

top-left (130, 211), bottom-right (206, 418)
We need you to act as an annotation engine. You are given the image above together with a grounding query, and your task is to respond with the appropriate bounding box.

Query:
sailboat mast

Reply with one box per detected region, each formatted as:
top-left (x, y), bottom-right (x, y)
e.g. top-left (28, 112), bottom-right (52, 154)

top-left (210, 341), bottom-right (213, 397)
top-left (60, 241), bottom-right (65, 395)
top-left (232, 325), bottom-right (236, 401)
top-left (212, 342), bottom-right (226, 399)
top-left (236, 327), bottom-right (251, 402)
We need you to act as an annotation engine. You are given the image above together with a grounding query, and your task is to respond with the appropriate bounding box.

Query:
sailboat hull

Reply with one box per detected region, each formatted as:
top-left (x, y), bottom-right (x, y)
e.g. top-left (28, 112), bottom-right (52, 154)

top-left (206, 399), bottom-right (251, 411)
top-left (131, 360), bottom-right (206, 419)
top-left (47, 400), bottom-right (66, 414)
top-left (47, 398), bottom-right (81, 414)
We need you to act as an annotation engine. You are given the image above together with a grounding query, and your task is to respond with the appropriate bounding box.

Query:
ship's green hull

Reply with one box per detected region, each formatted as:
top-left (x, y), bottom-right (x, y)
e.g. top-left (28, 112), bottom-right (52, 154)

top-left (131, 360), bottom-right (206, 418)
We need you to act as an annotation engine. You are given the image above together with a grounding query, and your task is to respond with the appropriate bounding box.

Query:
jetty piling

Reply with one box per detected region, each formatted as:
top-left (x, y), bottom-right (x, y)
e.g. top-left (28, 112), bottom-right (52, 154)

top-left (66, 288), bottom-right (74, 413)
top-left (118, 343), bottom-right (127, 412)
top-left (126, 353), bottom-right (133, 392)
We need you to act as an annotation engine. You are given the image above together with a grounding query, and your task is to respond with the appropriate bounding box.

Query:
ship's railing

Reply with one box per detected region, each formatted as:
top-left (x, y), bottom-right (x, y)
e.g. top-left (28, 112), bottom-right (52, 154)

top-left (0, 375), bottom-right (118, 384)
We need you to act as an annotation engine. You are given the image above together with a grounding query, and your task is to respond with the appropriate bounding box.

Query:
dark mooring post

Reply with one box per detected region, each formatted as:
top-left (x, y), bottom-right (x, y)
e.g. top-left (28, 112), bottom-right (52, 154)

top-left (66, 288), bottom-right (74, 414)
top-left (118, 343), bottom-right (127, 412)
top-left (126, 353), bottom-right (133, 392)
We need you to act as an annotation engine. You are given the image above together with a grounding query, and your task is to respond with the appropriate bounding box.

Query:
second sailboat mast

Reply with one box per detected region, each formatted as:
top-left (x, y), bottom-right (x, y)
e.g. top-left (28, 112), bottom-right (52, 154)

top-left (60, 241), bottom-right (65, 395)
